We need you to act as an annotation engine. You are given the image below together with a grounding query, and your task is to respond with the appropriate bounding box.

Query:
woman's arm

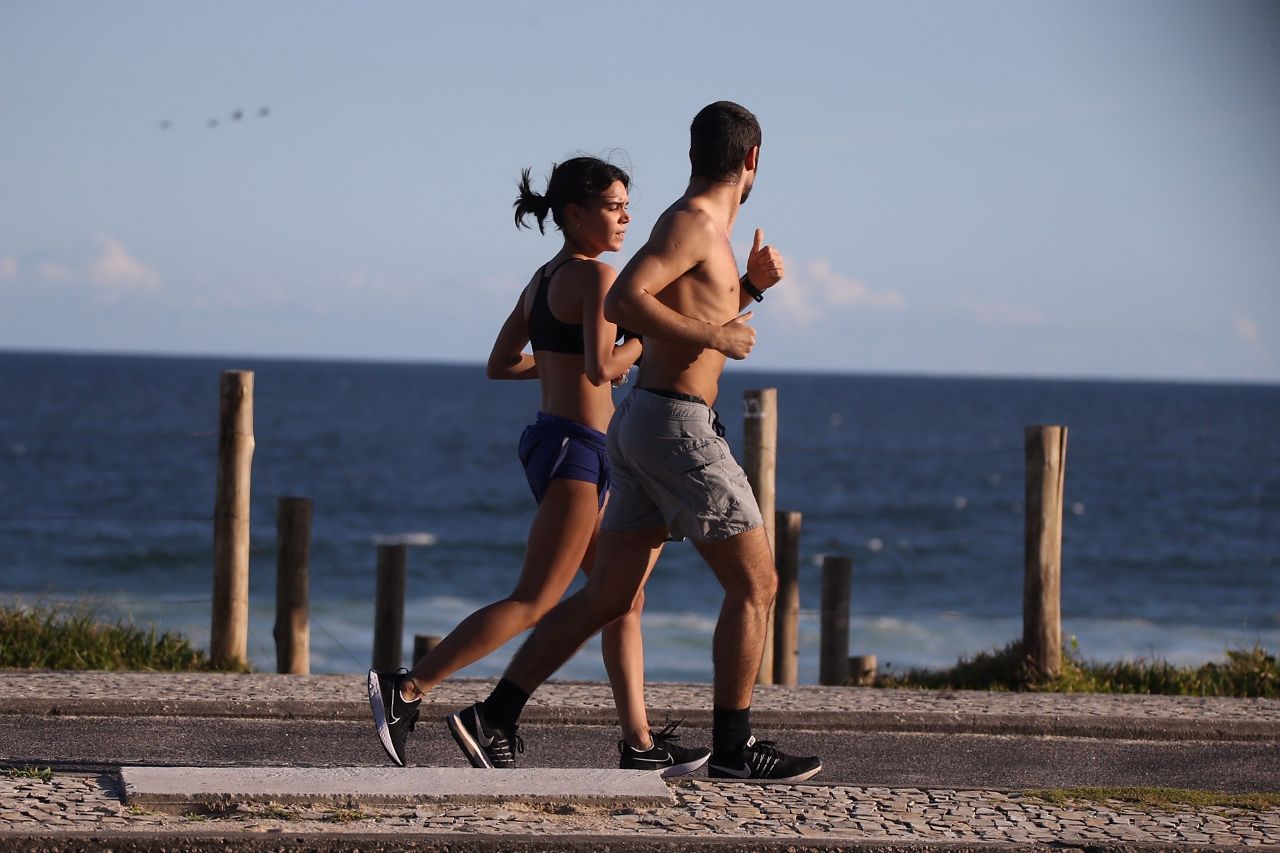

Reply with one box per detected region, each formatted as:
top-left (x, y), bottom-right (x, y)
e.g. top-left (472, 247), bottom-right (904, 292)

top-left (579, 261), bottom-right (643, 386)
top-left (486, 292), bottom-right (538, 381)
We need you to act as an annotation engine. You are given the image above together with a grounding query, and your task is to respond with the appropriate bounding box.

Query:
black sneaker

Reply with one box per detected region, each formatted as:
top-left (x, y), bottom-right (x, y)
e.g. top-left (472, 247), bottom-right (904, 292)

top-left (708, 735), bottom-right (822, 782)
top-left (618, 719), bottom-right (712, 778)
top-left (447, 702), bottom-right (524, 769)
top-left (367, 668), bottom-right (421, 767)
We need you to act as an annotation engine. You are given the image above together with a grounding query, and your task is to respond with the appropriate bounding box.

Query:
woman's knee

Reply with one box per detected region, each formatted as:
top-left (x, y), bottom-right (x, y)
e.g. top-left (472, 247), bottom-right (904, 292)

top-left (609, 589), bottom-right (645, 628)
top-left (582, 585), bottom-right (636, 626)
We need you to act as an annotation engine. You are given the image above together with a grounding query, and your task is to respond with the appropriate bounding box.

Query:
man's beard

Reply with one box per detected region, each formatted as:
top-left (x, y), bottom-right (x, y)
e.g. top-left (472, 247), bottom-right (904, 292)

top-left (740, 183), bottom-right (752, 204)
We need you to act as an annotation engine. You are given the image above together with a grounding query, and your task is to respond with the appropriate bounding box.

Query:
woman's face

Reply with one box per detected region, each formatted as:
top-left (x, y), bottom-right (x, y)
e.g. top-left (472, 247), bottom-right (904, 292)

top-left (568, 180), bottom-right (630, 254)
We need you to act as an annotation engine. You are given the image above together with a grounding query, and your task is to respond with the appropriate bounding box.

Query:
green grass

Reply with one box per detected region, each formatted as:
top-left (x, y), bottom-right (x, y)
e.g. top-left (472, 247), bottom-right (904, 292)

top-left (873, 639), bottom-right (1277, 698)
top-left (1025, 787), bottom-right (1280, 812)
top-left (0, 602), bottom-right (245, 672)
top-left (248, 803), bottom-right (300, 821)
top-left (4, 766), bottom-right (53, 783)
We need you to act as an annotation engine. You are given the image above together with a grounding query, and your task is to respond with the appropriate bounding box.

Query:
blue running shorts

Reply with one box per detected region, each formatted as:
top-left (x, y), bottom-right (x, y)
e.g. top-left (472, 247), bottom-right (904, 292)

top-left (518, 412), bottom-right (610, 508)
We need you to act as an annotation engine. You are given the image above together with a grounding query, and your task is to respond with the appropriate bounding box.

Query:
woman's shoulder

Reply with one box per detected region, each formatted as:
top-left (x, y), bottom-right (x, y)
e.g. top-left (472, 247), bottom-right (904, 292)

top-left (553, 257), bottom-right (617, 292)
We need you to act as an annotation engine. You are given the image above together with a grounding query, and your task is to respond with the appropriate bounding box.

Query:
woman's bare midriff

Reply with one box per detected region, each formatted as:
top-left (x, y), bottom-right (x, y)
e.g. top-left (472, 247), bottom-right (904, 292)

top-left (534, 349), bottom-right (617, 433)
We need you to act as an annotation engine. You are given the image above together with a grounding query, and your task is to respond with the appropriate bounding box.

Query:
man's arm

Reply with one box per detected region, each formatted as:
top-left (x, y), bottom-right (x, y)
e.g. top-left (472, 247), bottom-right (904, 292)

top-left (738, 227), bottom-right (785, 312)
top-left (605, 211), bottom-right (757, 359)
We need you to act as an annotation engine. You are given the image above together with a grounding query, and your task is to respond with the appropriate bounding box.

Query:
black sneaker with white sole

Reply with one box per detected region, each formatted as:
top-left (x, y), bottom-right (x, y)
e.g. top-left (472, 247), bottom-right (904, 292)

top-left (708, 735), bottom-right (822, 782)
top-left (367, 668), bottom-right (421, 767)
top-left (618, 719), bottom-right (712, 777)
top-left (447, 702), bottom-right (524, 768)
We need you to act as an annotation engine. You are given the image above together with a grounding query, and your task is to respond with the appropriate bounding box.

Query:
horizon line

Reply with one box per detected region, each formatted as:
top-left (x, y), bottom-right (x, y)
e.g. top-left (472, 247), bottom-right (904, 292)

top-left (2, 345), bottom-right (1277, 389)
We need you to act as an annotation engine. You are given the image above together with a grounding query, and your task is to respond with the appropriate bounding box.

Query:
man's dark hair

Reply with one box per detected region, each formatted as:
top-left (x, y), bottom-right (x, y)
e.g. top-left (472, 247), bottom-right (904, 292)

top-left (513, 156), bottom-right (630, 234)
top-left (689, 101), bottom-right (761, 181)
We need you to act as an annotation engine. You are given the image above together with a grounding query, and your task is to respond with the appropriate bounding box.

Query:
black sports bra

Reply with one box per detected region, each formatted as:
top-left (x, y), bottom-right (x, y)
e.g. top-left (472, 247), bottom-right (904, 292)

top-left (528, 260), bottom-right (585, 354)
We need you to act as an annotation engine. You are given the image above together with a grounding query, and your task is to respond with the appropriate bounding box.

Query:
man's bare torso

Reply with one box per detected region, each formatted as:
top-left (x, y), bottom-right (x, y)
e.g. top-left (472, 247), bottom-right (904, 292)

top-left (635, 197), bottom-right (744, 407)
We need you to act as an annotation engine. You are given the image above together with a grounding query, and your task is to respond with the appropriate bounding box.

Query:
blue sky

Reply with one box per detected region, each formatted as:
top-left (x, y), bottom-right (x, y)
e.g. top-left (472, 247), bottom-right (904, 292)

top-left (2, 1), bottom-right (1277, 382)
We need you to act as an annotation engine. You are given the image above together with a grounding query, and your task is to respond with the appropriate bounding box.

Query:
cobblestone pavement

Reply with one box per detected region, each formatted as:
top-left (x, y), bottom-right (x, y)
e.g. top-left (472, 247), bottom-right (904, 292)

top-left (1, 772), bottom-right (1278, 846)
top-left (4, 672), bottom-right (1279, 847)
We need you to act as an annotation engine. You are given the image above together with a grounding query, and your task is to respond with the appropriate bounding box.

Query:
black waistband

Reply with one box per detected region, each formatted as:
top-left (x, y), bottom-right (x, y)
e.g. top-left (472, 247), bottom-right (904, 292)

top-left (639, 387), bottom-right (708, 407)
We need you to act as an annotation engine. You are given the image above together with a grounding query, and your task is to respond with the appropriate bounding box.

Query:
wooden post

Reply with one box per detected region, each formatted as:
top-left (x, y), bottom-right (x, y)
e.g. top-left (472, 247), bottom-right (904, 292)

top-left (1024, 425), bottom-right (1068, 679)
top-left (743, 388), bottom-right (778, 684)
top-left (211, 370), bottom-right (254, 669)
top-left (273, 497), bottom-right (312, 675)
top-left (773, 510), bottom-right (802, 688)
top-left (413, 633), bottom-right (441, 665)
top-left (372, 543), bottom-right (407, 672)
top-left (819, 555), bottom-right (852, 686)
top-left (848, 654), bottom-right (877, 686)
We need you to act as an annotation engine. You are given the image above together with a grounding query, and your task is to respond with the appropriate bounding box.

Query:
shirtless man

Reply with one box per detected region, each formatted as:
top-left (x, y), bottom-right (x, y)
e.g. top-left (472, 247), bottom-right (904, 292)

top-left (447, 101), bottom-right (822, 782)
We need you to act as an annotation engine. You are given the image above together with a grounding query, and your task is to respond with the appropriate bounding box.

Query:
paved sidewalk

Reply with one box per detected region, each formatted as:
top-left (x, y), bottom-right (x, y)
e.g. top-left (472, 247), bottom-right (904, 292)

top-left (1, 672), bottom-right (1278, 850)
top-left (5, 671), bottom-right (1279, 738)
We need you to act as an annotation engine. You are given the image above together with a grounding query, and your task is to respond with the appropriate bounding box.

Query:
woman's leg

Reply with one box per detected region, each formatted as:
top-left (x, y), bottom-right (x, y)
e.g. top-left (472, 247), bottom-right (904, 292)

top-left (402, 478), bottom-right (600, 697)
top-left (584, 517), bottom-right (666, 749)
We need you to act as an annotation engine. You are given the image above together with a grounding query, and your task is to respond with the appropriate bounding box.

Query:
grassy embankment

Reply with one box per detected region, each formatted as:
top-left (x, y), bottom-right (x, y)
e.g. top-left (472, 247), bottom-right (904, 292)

top-left (3, 602), bottom-right (1275, 698)
top-left (874, 639), bottom-right (1277, 698)
top-left (0, 602), bottom-right (243, 672)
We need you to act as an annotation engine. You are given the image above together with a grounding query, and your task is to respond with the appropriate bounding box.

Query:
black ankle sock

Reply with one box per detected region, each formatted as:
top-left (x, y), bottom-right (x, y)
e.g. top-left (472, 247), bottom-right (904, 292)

top-left (712, 706), bottom-right (752, 757)
top-left (481, 678), bottom-right (530, 733)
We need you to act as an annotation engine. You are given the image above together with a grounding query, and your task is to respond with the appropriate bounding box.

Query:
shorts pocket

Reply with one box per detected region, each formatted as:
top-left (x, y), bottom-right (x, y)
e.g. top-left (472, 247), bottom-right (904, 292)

top-left (660, 438), bottom-right (727, 475)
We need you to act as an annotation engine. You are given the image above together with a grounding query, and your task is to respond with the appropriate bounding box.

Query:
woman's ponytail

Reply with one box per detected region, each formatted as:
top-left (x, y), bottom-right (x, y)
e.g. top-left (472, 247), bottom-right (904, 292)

top-left (513, 167), bottom-right (553, 233)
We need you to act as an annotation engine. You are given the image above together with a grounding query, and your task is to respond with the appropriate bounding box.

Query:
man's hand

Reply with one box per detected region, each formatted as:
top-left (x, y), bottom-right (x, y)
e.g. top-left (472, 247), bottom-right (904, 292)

top-left (745, 228), bottom-right (784, 290)
top-left (712, 311), bottom-right (756, 360)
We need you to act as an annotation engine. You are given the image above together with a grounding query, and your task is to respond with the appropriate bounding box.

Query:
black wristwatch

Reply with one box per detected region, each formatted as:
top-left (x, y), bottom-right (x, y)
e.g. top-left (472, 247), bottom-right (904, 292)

top-left (740, 274), bottom-right (764, 302)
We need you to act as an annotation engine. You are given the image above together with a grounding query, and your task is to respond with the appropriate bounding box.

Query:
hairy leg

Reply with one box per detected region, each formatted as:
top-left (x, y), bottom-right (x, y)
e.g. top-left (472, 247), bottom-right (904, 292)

top-left (503, 525), bottom-right (667, 696)
top-left (403, 479), bottom-right (601, 696)
top-left (695, 526), bottom-right (778, 710)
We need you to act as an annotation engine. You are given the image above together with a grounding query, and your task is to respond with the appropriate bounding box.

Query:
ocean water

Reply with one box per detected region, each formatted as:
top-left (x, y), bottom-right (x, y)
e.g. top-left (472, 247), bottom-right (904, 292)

top-left (1, 351), bottom-right (1276, 682)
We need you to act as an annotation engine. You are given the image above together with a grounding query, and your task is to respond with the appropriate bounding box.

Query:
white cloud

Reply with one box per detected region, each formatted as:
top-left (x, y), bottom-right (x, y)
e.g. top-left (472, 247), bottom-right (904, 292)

top-left (5, 235), bottom-right (162, 302)
top-left (807, 260), bottom-right (906, 310)
top-left (768, 258), bottom-right (905, 325)
top-left (86, 234), bottom-right (161, 297)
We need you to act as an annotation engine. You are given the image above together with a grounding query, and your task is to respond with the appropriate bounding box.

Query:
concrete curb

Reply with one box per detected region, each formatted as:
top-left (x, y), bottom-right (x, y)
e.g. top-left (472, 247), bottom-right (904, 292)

top-left (11, 697), bottom-right (1280, 742)
top-left (120, 766), bottom-right (674, 813)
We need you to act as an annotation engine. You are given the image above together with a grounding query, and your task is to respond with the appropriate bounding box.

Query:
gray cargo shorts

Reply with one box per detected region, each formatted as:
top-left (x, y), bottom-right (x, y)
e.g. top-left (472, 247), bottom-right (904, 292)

top-left (600, 388), bottom-right (764, 543)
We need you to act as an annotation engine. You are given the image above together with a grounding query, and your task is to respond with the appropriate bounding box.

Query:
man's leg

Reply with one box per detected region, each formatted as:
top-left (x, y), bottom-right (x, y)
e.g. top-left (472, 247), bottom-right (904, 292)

top-left (505, 525), bottom-right (666, 692)
top-left (697, 525), bottom-right (822, 782)
top-left (695, 526), bottom-right (777, 709)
